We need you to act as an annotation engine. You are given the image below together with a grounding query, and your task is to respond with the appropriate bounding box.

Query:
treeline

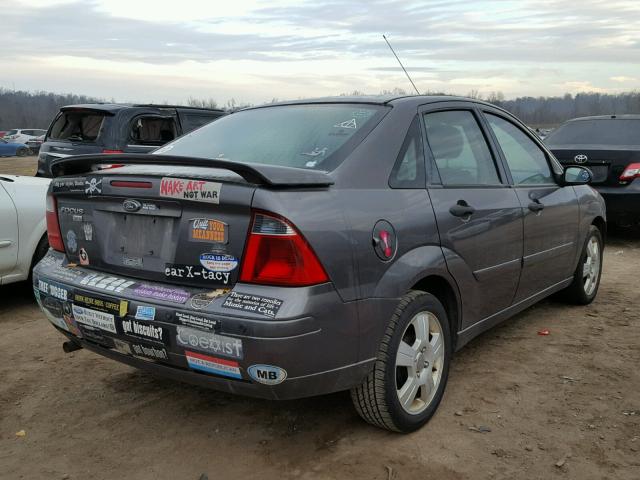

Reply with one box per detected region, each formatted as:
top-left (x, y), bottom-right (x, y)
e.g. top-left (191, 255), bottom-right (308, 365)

top-left (483, 91), bottom-right (640, 127)
top-left (2, 87), bottom-right (640, 130)
top-left (0, 88), bottom-right (103, 130)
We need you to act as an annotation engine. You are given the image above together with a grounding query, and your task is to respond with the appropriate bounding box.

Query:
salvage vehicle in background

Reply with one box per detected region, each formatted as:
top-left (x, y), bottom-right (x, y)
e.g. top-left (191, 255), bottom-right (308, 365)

top-left (37, 104), bottom-right (226, 177)
top-left (26, 134), bottom-right (45, 155)
top-left (0, 175), bottom-right (50, 284)
top-left (4, 128), bottom-right (47, 144)
top-left (33, 95), bottom-right (605, 432)
top-left (0, 138), bottom-right (30, 157)
top-left (545, 115), bottom-right (640, 227)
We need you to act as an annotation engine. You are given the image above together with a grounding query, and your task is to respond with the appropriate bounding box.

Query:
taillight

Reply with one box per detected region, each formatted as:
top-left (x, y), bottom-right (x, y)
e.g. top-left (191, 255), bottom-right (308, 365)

top-left (239, 211), bottom-right (329, 287)
top-left (102, 149), bottom-right (123, 154)
top-left (620, 163), bottom-right (640, 182)
top-left (46, 193), bottom-right (65, 252)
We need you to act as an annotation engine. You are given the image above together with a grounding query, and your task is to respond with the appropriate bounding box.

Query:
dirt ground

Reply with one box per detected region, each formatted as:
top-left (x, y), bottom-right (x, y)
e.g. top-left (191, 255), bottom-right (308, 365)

top-left (0, 156), bottom-right (638, 480)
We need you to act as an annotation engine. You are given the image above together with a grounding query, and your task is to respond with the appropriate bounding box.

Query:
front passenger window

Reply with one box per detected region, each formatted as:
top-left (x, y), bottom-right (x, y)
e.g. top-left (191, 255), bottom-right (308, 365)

top-left (424, 110), bottom-right (501, 186)
top-left (486, 114), bottom-right (554, 185)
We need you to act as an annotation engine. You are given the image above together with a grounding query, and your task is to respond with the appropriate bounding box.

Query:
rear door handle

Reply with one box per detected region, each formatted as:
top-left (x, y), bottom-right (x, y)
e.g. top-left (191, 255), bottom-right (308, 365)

top-left (528, 201), bottom-right (544, 212)
top-left (0, 240), bottom-right (13, 248)
top-left (449, 201), bottom-right (476, 218)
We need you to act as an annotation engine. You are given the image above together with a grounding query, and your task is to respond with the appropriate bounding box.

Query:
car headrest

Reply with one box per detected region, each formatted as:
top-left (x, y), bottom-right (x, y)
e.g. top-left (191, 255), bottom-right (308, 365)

top-left (427, 124), bottom-right (464, 161)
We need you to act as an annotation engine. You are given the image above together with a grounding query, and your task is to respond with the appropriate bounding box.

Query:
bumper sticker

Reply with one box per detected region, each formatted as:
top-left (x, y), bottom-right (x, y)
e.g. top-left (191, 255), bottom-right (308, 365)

top-left (133, 284), bottom-right (190, 304)
top-left (199, 254), bottom-right (238, 273)
top-left (175, 311), bottom-right (218, 332)
top-left (121, 318), bottom-right (167, 344)
top-left (37, 279), bottom-right (69, 301)
top-left (135, 305), bottom-right (156, 321)
top-left (185, 351), bottom-right (241, 379)
top-left (221, 291), bottom-right (283, 319)
top-left (176, 326), bottom-right (243, 360)
top-left (131, 343), bottom-right (168, 361)
top-left (159, 177), bottom-right (221, 204)
top-left (73, 292), bottom-right (128, 317)
top-left (72, 305), bottom-right (116, 333)
top-left (165, 264), bottom-right (231, 284)
top-left (190, 218), bottom-right (228, 244)
top-left (79, 274), bottom-right (135, 293)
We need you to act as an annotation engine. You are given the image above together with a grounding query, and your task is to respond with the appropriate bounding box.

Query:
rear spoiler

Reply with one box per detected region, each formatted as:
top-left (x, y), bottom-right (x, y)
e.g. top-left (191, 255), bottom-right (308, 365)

top-left (50, 153), bottom-right (334, 188)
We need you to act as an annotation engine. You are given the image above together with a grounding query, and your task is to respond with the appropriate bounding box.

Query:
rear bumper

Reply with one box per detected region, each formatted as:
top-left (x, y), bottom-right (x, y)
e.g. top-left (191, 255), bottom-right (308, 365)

top-left (33, 251), bottom-right (377, 400)
top-left (596, 179), bottom-right (640, 224)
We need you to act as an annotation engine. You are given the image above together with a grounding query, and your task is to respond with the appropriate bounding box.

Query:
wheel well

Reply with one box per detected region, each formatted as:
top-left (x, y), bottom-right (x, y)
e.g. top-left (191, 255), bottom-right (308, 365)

top-left (411, 276), bottom-right (460, 345)
top-left (592, 216), bottom-right (606, 241)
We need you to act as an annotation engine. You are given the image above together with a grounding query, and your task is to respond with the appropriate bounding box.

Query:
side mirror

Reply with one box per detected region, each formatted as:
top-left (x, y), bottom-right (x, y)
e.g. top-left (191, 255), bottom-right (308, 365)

top-left (563, 166), bottom-right (592, 185)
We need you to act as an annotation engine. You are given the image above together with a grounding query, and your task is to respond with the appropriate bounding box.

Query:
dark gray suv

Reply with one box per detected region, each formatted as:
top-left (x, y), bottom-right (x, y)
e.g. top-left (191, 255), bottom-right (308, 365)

top-left (33, 95), bottom-right (605, 432)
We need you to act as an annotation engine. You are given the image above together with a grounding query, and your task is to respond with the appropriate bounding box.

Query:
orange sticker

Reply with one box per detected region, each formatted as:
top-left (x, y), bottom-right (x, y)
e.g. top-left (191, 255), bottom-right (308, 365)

top-left (190, 218), bottom-right (228, 244)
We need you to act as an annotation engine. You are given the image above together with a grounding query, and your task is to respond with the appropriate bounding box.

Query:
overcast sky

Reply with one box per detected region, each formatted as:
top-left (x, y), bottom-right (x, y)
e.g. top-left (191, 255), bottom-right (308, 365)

top-left (1, 0), bottom-right (639, 104)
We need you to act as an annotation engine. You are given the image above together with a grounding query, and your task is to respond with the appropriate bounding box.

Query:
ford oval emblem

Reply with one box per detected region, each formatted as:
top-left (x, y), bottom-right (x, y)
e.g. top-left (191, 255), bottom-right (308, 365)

top-left (123, 199), bottom-right (142, 212)
top-left (248, 364), bottom-right (287, 385)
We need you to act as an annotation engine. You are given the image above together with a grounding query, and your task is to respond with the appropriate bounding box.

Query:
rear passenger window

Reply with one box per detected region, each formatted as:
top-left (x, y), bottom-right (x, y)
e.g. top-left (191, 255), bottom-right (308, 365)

top-left (423, 110), bottom-right (501, 186)
top-left (389, 116), bottom-right (425, 188)
top-left (130, 116), bottom-right (177, 146)
top-left (485, 114), bottom-right (553, 185)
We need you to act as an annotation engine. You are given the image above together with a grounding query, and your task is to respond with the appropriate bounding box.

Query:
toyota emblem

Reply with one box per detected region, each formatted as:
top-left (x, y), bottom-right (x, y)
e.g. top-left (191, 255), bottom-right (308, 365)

top-left (574, 154), bottom-right (588, 164)
top-left (123, 199), bottom-right (142, 212)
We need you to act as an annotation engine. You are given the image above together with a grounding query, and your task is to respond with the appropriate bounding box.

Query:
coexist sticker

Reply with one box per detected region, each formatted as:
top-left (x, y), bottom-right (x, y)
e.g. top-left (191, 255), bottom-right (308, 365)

top-left (190, 218), bottom-right (228, 244)
top-left (199, 254), bottom-right (238, 273)
top-left (159, 177), bottom-right (221, 204)
top-left (248, 365), bottom-right (287, 385)
top-left (176, 326), bottom-right (243, 359)
top-left (185, 351), bottom-right (241, 379)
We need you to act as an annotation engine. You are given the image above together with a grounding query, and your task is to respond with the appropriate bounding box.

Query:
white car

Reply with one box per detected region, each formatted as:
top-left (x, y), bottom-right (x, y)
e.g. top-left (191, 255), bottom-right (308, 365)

top-left (4, 129), bottom-right (47, 144)
top-left (0, 175), bottom-right (51, 284)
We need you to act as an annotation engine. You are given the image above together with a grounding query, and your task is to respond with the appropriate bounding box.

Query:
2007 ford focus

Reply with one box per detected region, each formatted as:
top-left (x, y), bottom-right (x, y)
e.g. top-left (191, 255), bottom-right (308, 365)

top-left (34, 95), bottom-right (605, 432)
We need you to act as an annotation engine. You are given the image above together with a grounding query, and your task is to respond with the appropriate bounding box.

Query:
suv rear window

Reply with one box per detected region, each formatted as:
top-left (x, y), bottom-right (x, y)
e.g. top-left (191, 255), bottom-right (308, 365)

top-left (153, 104), bottom-right (387, 171)
top-left (545, 119), bottom-right (640, 146)
top-left (49, 111), bottom-right (106, 142)
top-left (130, 116), bottom-right (177, 146)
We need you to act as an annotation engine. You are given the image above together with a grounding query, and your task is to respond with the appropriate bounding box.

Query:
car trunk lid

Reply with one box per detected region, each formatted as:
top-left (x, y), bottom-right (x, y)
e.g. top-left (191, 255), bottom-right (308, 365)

top-left (548, 145), bottom-right (640, 186)
top-left (49, 155), bottom-right (333, 289)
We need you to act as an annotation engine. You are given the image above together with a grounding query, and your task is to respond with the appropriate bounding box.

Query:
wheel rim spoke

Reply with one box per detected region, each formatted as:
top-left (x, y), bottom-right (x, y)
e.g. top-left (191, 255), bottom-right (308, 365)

top-left (396, 341), bottom-right (415, 367)
top-left (398, 377), bottom-right (420, 410)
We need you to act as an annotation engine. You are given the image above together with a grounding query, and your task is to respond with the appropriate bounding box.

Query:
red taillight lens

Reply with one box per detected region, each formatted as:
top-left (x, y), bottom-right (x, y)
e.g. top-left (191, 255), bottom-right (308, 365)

top-left (102, 149), bottom-right (124, 154)
top-left (239, 211), bottom-right (329, 287)
top-left (620, 163), bottom-right (640, 182)
top-left (46, 193), bottom-right (65, 252)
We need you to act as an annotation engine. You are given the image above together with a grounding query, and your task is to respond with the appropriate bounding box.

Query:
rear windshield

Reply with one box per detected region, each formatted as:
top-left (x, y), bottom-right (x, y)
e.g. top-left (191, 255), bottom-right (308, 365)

top-left (545, 119), bottom-right (640, 146)
top-left (6, 130), bottom-right (17, 135)
top-left (153, 104), bottom-right (387, 171)
top-left (48, 111), bottom-right (106, 142)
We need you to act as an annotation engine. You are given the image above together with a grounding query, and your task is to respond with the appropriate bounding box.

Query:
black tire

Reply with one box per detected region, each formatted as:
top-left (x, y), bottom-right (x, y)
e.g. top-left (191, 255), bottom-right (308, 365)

top-left (351, 290), bottom-right (452, 432)
top-left (29, 235), bottom-right (49, 283)
top-left (16, 147), bottom-right (29, 157)
top-left (560, 225), bottom-right (603, 305)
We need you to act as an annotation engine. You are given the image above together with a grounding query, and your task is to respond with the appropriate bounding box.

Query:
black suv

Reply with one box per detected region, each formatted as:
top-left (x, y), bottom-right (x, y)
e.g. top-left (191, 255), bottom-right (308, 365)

top-left (37, 104), bottom-right (225, 177)
top-left (545, 115), bottom-right (640, 227)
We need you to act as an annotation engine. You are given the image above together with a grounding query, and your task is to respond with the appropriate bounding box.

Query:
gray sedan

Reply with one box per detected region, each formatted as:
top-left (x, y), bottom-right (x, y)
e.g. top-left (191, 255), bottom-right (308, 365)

top-left (34, 95), bottom-right (605, 432)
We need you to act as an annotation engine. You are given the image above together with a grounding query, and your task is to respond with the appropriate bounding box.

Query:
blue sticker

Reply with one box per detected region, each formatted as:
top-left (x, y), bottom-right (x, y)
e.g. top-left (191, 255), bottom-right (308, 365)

top-left (199, 254), bottom-right (238, 272)
top-left (135, 305), bottom-right (156, 321)
top-left (66, 230), bottom-right (77, 254)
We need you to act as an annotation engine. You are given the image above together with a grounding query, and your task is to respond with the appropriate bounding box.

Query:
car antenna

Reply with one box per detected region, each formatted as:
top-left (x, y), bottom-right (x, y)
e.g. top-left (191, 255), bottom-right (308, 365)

top-left (383, 34), bottom-right (420, 95)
